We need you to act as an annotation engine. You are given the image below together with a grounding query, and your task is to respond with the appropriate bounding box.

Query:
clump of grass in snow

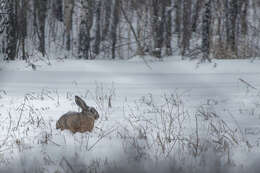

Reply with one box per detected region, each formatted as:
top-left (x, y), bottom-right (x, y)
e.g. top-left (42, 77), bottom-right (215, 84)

top-left (0, 85), bottom-right (256, 172)
top-left (120, 93), bottom-right (247, 166)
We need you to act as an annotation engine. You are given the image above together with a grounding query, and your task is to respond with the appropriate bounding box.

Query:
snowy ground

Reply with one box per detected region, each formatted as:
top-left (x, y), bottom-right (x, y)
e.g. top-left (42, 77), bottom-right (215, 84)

top-left (1, 56), bottom-right (260, 172)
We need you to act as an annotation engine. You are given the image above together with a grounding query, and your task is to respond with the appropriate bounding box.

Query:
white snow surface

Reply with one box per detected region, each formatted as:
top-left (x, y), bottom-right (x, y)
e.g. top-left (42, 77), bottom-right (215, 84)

top-left (1, 56), bottom-right (260, 172)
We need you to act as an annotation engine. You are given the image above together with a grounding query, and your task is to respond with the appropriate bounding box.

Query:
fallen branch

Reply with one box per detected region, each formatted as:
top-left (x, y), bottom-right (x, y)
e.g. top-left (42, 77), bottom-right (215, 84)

top-left (60, 157), bottom-right (75, 173)
top-left (87, 127), bottom-right (116, 151)
top-left (238, 78), bottom-right (257, 90)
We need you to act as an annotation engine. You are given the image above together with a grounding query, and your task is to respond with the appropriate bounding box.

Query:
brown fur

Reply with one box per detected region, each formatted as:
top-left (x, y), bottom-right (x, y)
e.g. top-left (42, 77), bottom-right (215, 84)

top-left (56, 96), bottom-right (99, 134)
top-left (56, 112), bottom-right (95, 133)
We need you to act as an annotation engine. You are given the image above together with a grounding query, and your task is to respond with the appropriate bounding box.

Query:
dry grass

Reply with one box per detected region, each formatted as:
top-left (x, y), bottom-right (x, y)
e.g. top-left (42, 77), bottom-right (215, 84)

top-left (0, 85), bottom-right (257, 172)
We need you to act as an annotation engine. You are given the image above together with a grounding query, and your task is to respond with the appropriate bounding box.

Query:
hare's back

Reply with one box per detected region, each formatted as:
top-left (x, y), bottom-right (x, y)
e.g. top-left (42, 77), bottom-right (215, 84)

top-left (56, 112), bottom-right (79, 129)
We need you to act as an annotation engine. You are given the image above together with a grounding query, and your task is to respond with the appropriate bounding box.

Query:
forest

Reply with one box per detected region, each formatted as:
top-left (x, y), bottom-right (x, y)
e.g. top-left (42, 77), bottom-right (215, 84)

top-left (0, 0), bottom-right (259, 62)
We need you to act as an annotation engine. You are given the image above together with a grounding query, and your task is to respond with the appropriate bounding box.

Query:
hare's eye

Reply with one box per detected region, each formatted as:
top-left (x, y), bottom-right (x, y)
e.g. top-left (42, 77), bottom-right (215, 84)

top-left (90, 108), bottom-right (95, 113)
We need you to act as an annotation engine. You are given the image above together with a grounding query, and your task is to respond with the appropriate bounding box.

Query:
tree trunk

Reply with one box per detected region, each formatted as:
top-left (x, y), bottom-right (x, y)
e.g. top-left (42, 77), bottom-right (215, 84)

top-left (165, 0), bottom-right (173, 56)
top-left (93, 0), bottom-right (101, 56)
top-left (18, 0), bottom-right (28, 60)
top-left (35, 0), bottom-right (47, 56)
top-left (201, 0), bottom-right (212, 62)
top-left (78, 0), bottom-right (94, 59)
top-left (64, 0), bottom-right (74, 51)
top-left (111, 0), bottom-right (120, 59)
top-left (53, 0), bottom-right (63, 22)
top-left (102, 0), bottom-right (112, 41)
top-left (120, 2), bottom-right (144, 56)
top-left (151, 0), bottom-right (165, 58)
top-left (181, 0), bottom-right (192, 56)
top-left (6, 0), bottom-right (18, 60)
top-left (229, 0), bottom-right (238, 54)
top-left (0, 1), bottom-right (8, 58)
top-left (225, 0), bottom-right (230, 49)
top-left (174, 0), bottom-right (182, 33)
top-left (192, 0), bottom-right (204, 32)
top-left (240, 0), bottom-right (248, 35)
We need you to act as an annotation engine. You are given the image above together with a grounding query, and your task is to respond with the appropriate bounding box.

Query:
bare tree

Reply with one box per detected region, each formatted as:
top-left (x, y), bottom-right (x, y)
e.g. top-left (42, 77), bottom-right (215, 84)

top-left (34, 0), bottom-right (47, 56)
top-left (93, 0), bottom-right (102, 56)
top-left (0, 0), bottom-right (257, 61)
top-left (229, 0), bottom-right (238, 54)
top-left (120, 1), bottom-right (144, 56)
top-left (64, 0), bottom-right (74, 51)
top-left (102, 0), bottom-right (112, 41)
top-left (239, 0), bottom-right (248, 35)
top-left (174, 0), bottom-right (182, 33)
top-left (6, 0), bottom-right (18, 60)
top-left (18, 0), bottom-right (28, 60)
top-left (0, 1), bottom-right (8, 58)
top-left (52, 0), bottom-right (63, 22)
top-left (78, 0), bottom-right (94, 59)
top-left (201, 0), bottom-right (212, 62)
top-left (192, 0), bottom-right (204, 32)
top-left (165, 0), bottom-right (173, 56)
top-left (111, 0), bottom-right (120, 59)
top-left (151, 0), bottom-right (166, 58)
top-left (181, 0), bottom-right (192, 56)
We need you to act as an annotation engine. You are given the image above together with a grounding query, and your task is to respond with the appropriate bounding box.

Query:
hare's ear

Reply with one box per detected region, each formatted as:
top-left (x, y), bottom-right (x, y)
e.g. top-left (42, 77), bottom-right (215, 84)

top-left (75, 96), bottom-right (89, 110)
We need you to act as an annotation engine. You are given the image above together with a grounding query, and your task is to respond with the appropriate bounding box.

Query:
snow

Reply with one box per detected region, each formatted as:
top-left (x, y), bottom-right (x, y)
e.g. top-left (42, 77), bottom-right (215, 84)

top-left (1, 56), bottom-right (260, 172)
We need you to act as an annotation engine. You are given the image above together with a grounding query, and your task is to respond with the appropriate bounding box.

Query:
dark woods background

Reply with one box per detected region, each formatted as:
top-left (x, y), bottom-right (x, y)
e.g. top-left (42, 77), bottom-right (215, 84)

top-left (0, 0), bottom-right (259, 62)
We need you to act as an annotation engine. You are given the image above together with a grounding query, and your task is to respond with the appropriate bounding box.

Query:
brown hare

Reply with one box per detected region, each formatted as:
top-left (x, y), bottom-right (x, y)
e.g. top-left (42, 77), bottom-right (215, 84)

top-left (56, 96), bottom-right (99, 133)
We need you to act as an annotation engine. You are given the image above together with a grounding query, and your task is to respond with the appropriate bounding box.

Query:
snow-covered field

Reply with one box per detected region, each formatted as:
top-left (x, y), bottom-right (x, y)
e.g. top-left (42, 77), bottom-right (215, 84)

top-left (1, 56), bottom-right (260, 173)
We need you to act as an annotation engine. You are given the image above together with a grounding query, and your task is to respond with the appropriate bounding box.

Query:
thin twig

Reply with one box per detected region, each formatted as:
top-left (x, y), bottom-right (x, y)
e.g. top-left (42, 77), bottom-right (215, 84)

top-left (87, 128), bottom-right (116, 151)
top-left (1, 112), bottom-right (12, 147)
top-left (60, 157), bottom-right (75, 173)
top-left (239, 78), bottom-right (257, 90)
top-left (16, 102), bottom-right (26, 130)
